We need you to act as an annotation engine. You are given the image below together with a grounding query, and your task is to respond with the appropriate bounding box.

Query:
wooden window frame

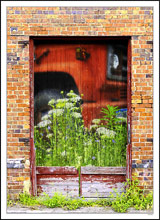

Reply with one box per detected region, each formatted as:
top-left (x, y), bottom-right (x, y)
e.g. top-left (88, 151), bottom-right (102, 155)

top-left (29, 36), bottom-right (132, 196)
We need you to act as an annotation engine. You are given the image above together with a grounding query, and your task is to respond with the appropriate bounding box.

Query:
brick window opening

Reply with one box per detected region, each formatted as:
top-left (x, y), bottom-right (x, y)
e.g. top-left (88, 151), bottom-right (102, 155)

top-left (30, 37), bottom-right (131, 197)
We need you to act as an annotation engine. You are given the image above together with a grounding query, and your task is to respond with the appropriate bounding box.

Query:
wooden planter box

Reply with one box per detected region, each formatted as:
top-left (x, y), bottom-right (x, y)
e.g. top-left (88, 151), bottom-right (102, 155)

top-left (36, 166), bottom-right (126, 198)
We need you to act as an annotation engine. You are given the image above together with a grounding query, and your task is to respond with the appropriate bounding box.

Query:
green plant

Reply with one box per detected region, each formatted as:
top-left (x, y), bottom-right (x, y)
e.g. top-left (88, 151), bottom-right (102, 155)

top-left (7, 194), bottom-right (16, 207)
top-left (34, 91), bottom-right (127, 167)
top-left (100, 105), bottom-right (121, 130)
top-left (18, 192), bottom-right (39, 206)
top-left (109, 179), bottom-right (153, 213)
top-left (16, 180), bottom-right (153, 213)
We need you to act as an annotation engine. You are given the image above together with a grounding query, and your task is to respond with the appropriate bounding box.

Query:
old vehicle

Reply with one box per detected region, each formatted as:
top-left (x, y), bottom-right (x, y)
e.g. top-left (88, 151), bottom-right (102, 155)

top-left (34, 38), bottom-right (128, 127)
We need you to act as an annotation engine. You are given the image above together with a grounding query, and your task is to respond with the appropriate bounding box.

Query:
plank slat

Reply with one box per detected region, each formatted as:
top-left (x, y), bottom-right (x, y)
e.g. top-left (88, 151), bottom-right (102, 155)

top-left (81, 166), bottom-right (126, 174)
top-left (37, 185), bottom-right (78, 197)
top-left (36, 166), bottom-right (78, 175)
top-left (36, 166), bottom-right (79, 197)
top-left (37, 175), bottom-right (79, 185)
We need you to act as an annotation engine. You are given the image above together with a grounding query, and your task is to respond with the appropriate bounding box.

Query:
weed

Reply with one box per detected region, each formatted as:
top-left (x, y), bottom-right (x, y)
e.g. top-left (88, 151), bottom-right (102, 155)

top-left (14, 179), bottom-right (153, 213)
top-left (109, 179), bottom-right (153, 213)
top-left (34, 90), bottom-right (127, 167)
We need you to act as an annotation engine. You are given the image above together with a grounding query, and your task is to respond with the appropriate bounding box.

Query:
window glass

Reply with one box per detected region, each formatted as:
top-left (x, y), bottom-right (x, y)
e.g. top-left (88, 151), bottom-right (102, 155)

top-left (107, 43), bottom-right (127, 81)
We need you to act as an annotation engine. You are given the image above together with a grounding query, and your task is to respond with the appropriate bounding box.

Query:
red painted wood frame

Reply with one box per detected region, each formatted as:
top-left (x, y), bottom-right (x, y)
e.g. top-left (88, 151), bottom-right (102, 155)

top-left (29, 38), bottom-right (36, 196)
top-left (126, 39), bottom-right (132, 180)
top-left (29, 36), bottom-right (132, 196)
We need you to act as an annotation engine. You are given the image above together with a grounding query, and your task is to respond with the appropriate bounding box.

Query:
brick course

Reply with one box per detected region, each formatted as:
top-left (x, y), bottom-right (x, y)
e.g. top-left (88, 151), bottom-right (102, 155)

top-left (7, 6), bottom-right (153, 199)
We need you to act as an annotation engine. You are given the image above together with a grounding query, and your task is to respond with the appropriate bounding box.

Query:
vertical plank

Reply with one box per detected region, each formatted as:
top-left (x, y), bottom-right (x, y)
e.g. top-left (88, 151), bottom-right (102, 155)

top-left (29, 37), bottom-right (36, 196)
top-left (126, 38), bottom-right (132, 180)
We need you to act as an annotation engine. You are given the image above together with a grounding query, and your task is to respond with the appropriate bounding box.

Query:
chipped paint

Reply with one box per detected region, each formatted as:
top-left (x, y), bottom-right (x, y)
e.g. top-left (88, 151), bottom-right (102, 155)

top-left (23, 178), bottom-right (31, 194)
top-left (36, 167), bottom-right (79, 197)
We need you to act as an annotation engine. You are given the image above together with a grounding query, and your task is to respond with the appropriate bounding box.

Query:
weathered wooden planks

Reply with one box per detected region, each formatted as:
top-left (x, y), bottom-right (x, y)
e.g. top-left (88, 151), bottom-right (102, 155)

top-left (34, 42), bottom-right (127, 127)
top-left (81, 166), bottom-right (126, 175)
top-left (80, 166), bottom-right (126, 198)
top-left (36, 166), bottom-right (78, 175)
top-left (36, 166), bottom-right (126, 198)
top-left (36, 166), bottom-right (79, 197)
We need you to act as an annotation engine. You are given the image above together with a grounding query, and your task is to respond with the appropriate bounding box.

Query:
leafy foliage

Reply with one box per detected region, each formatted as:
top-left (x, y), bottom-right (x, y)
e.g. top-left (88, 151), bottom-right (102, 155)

top-left (101, 105), bottom-right (121, 130)
top-left (19, 192), bottom-right (39, 206)
top-left (34, 90), bottom-right (127, 167)
top-left (16, 179), bottom-right (153, 213)
top-left (110, 179), bottom-right (153, 213)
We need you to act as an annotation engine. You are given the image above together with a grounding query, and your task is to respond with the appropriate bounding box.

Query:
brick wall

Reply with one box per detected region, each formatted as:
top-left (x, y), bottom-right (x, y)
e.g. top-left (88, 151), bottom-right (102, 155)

top-left (7, 7), bottom-right (153, 199)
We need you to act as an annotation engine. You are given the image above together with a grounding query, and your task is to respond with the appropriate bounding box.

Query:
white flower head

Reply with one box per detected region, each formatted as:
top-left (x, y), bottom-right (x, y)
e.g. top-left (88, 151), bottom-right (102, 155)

top-left (56, 98), bottom-right (69, 103)
top-left (71, 112), bottom-right (82, 118)
top-left (70, 96), bottom-right (81, 103)
top-left (48, 109), bottom-right (64, 117)
top-left (61, 151), bottom-right (66, 156)
top-left (96, 127), bottom-right (116, 138)
top-left (41, 114), bottom-right (50, 121)
top-left (48, 99), bottom-right (55, 105)
top-left (65, 102), bottom-right (74, 109)
top-left (92, 118), bottom-right (101, 125)
top-left (38, 120), bottom-right (52, 128)
top-left (67, 91), bottom-right (78, 98)
top-left (46, 134), bottom-right (53, 138)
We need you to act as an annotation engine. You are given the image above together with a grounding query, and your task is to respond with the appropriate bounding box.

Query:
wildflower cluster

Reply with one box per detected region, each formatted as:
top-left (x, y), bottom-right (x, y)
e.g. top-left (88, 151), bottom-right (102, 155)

top-left (34, 91), bottom-right (127, 167)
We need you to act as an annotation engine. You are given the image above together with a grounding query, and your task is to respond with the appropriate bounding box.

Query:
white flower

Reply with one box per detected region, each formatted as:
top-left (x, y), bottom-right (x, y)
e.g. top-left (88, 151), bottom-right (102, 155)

top-left (96, 127), bottom-right (116, 137)
top-left (56, 98), bottom-right (69, 103)
top-left (61, 151), bottom-right (66, 156)
top-left (67, 91), bottom-right (78, 98)
top-left (71, 112), bottom-right (82, 118)
top-left (48, 109), bottom-right (64, 116)
top-left (71, 107), bottom-right (79, 111)
top-left (70, 96), bottom-right (81, 102)
top-left (38, 120), bottom-right (52, 128)
top-left (117, 117), bottom-right (127, 123)
top-left (46, 134), bottom-right (53, 138)
top-left (90, 124), bottom-right (98, 130)
top-left (41, 114), bottom-right (50, 121)
top-left (84, 140), bottom-right (92, 146)
top-left (48, 99), bottom-right (55, 105)
top-left (92, 118), bottom-right (101, 125)
top-left (65, 103), bottom-right (74, 109)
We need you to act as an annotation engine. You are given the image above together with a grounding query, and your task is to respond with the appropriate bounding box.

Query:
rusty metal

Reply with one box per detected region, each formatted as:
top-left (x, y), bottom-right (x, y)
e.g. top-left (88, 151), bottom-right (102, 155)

top-left (126, 38), bottom-right (132, 180)
top-left (29, 37), bottom-right (36, 196)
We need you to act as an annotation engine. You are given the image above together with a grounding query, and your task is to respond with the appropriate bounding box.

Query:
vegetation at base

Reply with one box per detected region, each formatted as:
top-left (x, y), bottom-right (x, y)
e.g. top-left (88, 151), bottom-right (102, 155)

top-left (34, 90), bottom-right (127, 167)
top-left (110, 178), bottom-right (153, 212)
top-left (8, 179), bottom-right (153, 213)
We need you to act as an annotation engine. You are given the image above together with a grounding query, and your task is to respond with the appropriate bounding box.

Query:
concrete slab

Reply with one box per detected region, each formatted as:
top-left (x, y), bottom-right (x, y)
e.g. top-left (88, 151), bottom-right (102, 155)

top-left (7, 204), bottom-right (153, 214)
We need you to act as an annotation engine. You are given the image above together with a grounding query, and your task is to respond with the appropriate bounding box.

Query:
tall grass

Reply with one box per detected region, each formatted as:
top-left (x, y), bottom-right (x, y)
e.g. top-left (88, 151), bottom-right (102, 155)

top-left (34, 91), bottom-right (127, 168)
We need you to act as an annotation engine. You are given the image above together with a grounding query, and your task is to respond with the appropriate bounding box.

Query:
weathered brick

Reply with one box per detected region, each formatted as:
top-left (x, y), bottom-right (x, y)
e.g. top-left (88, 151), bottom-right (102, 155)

top-left (7, 6), bottom-right (153, 199)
